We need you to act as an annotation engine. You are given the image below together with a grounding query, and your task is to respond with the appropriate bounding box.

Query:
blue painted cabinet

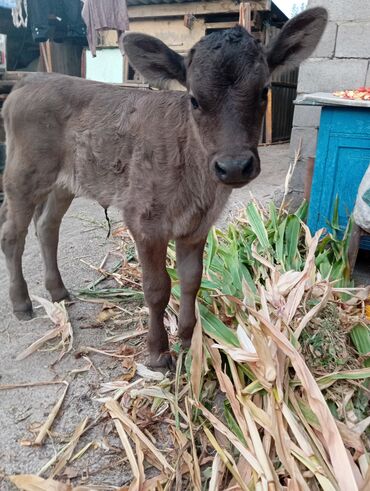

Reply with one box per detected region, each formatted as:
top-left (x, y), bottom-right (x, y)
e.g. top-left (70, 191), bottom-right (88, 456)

top-left (307, 105), bottom-right (370, 245)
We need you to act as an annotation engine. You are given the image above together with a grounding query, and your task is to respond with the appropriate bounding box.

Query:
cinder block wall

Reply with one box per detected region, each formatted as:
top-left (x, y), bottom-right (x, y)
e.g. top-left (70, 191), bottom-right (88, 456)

top-left (287, 0), bottom-right (370, 206)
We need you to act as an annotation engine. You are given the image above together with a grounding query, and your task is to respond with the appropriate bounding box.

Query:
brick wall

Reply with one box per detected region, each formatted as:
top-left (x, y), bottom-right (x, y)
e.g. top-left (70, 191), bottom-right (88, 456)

top-left (287, 0), bottom-right (370, 206)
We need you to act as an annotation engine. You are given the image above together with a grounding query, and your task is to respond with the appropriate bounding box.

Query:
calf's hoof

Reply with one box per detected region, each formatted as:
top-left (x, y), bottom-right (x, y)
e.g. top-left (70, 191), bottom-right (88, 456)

top-left (50, 288), bottom-right (70, 303)
top-left (14, 306), bottom-right (33, 321)
top-left (181, 337), bottom-right (192, 350)
top-left (148, 351), bottom-right (177, 371)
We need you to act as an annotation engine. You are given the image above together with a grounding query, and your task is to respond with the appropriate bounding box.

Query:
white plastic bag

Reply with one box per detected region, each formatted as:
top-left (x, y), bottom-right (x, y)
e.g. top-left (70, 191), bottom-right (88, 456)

top-left (353, 164), bottom-right (370, 233)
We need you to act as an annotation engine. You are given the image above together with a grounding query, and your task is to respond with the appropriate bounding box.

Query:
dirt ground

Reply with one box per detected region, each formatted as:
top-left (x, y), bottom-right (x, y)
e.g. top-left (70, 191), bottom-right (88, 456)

top-left (0, 143), bottom-right (289, 490)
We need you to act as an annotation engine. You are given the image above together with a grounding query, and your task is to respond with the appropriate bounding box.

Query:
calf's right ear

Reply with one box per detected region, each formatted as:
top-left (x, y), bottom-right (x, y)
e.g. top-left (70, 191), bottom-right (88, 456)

top-left (267, 7), bottom-right (328, 73)
top-left (122, 33), bottom-right (186, 88)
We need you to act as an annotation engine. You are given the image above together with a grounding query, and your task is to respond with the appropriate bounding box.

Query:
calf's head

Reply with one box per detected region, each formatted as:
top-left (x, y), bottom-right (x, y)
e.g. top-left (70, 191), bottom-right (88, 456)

top-left (123, 7), bottom-right (327, 187)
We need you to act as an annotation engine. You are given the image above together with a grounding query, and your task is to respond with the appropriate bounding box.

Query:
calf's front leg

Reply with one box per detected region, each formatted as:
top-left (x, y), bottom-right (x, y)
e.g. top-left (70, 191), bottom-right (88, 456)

top-left (176, 237), bottom-right (206, 348)
top-left (135, 238), bottom-right (173, 368)
top-left (1, 202), bottom-right (35, 319)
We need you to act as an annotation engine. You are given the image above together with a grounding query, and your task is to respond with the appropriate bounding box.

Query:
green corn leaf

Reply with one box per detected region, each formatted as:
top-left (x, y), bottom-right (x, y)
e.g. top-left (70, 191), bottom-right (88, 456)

top-left (224, 403), bottom-right (247, 445)
top-left (331, 196), bottom-right (340, 232)
top-left (240, 263), bottom-right (257, 294)
top-left (294, 200), bottom-right (309, 221)
top-left (285, 215), bottom-right (301, 270)
top-left (276, 217), bottom-right (287, 267)
top-left (167, 267), bottom-right (179, 281)
top-left (268, 201), bottom-right (279, 237)
top-left (245, 202), bottom-right (270, 250)
top-left (171, 284), bottom-right (181, 299)
top-left (350, 323), bottom-right (370, 368)
top-left (206, 227), bottom-right (218, 273)
top-left (317, 367), bottom-right (370, 388)
top-left (199, 304), bottom-right (239, 347)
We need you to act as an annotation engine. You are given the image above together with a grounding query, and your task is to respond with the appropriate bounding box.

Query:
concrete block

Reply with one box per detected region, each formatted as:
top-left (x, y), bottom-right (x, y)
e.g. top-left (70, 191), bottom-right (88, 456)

top-left (336, 22), bottom-right (370, 58)
top-left (289, 161), bottom-right (307, 195)
top-left (297, 58), bottom-right (368, 93)
top-left (308, 0), bottom-right (370, 22)
top-left (292, 105), bottom-right (322, 128)
top-left (283, 189), bottom-right (305, 211)
top-left (311, 22), bottom-right (337, 58)
top-left (289, 127), bottom-right (318, 160)
top-left (366, 62), bottom-right (370, 85)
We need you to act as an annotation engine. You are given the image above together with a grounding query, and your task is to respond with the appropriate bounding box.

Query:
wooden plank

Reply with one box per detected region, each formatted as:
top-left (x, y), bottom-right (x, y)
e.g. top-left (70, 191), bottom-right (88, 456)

top-left (2, 71), bottom-right (32, 80)
top-left (128, 0), bottom-right (268, 19)
top-left (0, 80), bottom-right (16, 88)
top-left (205, 22), bottom-right (239, 30)
top-left (271, 81), bottom-right (298, 89)
top-left (265, 88), bottom-right (273, 144)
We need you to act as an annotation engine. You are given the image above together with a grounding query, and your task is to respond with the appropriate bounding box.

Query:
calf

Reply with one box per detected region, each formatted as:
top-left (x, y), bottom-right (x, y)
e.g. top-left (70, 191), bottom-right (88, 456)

top-left (0, 8), bottom-right (327, 367)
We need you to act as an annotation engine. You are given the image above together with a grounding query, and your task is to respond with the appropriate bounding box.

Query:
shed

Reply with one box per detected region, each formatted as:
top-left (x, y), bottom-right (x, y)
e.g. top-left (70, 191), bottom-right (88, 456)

top-left (91, 0), bottom-right (296, 144)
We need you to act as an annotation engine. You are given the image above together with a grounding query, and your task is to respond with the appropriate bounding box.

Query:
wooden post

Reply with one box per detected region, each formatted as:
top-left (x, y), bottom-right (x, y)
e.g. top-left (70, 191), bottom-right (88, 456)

top-left (38, 42), bottom-right (82, 77)
top-left (123, 55), bottom-right (129, 83)
top-left (239, 2), bottom-right (252, 33)
top-left (40, 43), bottom-right (52, 73)
top-left (46, 40), bottom-right (52, 71)
top-left (304, 157), bottom-right (315, 202)
top-left (265, 88), bottom-right (272, 144)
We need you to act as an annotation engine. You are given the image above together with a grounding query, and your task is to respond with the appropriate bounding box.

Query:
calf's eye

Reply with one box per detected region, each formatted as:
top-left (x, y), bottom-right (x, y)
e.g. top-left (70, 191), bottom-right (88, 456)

top-left (190, 96), bottom-right (200, 109)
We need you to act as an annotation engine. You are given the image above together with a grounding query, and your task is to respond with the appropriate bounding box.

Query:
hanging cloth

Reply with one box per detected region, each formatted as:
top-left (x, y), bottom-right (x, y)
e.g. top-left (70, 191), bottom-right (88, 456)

top-left (81, 0), bottom-right (129, 57)
top-left (12, 0), bottom-right (27, 28)
top-left (0, 0), bottom-right (16, 8)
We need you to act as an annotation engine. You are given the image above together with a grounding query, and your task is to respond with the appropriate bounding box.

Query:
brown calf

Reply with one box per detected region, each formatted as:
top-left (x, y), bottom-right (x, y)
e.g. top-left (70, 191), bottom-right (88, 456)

top-left (0, 8), bottom-right (327, 367)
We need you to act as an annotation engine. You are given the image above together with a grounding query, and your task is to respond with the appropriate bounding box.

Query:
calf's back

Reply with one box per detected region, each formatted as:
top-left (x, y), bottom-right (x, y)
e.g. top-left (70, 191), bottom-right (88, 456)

top-left (3, 73), bottom-right (230, 241)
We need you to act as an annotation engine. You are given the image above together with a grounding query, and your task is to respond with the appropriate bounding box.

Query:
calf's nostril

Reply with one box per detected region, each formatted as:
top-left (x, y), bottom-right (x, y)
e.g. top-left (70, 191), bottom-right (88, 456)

top-left (215, 161), bottom-right (227, 177)
top-left (241, 156), bottom-right (254, 176)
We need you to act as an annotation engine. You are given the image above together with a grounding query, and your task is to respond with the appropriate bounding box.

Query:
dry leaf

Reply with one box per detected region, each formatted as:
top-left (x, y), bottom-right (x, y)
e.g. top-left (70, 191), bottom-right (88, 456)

top-left (105, 399), bottom-right (174, 473)
top-left (136, 363), bottom-right (165, 381)
top-left (9, 475), bottom-right (71, 491)
top-left (190, 303), bottom-right (203, 401)
top-left (34, 382), bottom-right (69, 445)
top-left (17, 297), bottom-right (73, 361)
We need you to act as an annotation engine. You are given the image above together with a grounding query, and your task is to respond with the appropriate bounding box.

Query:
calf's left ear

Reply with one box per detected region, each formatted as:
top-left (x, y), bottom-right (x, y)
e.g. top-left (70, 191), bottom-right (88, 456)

top-left (267, 7), bottom-right (328, 73)
top-left (122, 33), bottom-right (186, 88)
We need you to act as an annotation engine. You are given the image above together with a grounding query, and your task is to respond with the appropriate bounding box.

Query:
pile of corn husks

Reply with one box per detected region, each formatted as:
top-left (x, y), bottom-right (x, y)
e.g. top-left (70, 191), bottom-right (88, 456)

top-left (9, 200), bottom-right (370, 491)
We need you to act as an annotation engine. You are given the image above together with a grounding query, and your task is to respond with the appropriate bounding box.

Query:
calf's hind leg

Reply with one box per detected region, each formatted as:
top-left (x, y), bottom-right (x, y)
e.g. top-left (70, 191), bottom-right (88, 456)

top-left (1, 199), bottom-right (36, 319)
top-left (34, 187), bottom-right (74, 302)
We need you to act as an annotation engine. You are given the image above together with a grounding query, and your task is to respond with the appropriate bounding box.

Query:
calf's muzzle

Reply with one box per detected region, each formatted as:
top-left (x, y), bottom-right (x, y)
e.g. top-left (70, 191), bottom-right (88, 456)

top-left (214, 151), bottom-right (259, 186)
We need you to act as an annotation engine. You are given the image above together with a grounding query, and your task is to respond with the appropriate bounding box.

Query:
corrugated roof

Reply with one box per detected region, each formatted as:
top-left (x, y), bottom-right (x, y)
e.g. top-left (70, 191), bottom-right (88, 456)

top-left (126, 0), bottom-right (288, 23)
top-left (127, 0), bottom-right (198, 6)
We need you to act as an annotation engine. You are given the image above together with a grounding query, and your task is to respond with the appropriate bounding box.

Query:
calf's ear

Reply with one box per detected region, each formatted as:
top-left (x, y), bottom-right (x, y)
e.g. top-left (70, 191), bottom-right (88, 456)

top-left (122, 33), bottom-right (186, 88)
top-left (266, 7), bottom-right (328, 73)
